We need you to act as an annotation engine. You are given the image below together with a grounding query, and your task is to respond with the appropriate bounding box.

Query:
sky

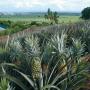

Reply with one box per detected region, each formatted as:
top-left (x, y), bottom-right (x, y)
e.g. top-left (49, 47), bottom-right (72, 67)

top-left (0, 0), bottom-right (90, 12)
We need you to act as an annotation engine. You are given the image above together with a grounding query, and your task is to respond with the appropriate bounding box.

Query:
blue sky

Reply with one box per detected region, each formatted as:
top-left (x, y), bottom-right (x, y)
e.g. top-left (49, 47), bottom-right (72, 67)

top-left (0, 0), bottom-right (90, 12)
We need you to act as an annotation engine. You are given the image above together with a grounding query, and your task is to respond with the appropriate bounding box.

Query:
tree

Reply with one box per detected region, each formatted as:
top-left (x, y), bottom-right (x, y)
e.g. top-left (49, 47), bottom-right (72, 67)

top-left (44, 14), bottom-right (48, 19)
top-left (81, 7), bottom-right (90, 20)
top-left (44, 8), bottom-right (59, 24)
top-left (53, 12), bottom-right (59, 24)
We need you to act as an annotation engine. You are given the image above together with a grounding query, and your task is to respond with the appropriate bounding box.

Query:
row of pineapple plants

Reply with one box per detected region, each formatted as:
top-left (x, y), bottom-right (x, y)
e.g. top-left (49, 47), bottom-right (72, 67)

top-left (0, 20), bottom-right (90, 44)
top-left (0, 23), bottom-right (90, 90)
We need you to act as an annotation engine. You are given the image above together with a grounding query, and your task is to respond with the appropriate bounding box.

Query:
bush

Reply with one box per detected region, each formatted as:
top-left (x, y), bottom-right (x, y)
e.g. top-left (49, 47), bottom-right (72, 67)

top-left (30, 21), bottom-right (41, 26)
top-left (81, 7), bottom-right (90, 20)
top-left (0, 20), bottom-right (12, 27)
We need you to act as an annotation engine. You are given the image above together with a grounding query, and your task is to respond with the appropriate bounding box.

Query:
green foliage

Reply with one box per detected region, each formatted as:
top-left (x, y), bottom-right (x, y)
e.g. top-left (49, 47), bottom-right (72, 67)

top-left (0, 20), bottom-right (12, 27)
top-left (0, 20), bottom-right (90, 90)
top-left (81, 7), bottom-right (90, 20)
top-left (0, 20), bottom-right (50, 36)
top-left (0, 29), bottom-right (90, 90)
top-left (0, 78), bottom-right (9, 90)
top-left (44, 8), bottom-right (59, 24)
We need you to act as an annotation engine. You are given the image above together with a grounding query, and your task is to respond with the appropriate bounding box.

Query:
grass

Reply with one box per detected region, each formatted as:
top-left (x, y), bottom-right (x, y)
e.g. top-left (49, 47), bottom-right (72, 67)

top-left (59, 16), bottom-right (81, 23)
top-left (0, 15), bottom-right (81, 36)
top-left (0, 15), bottom-right (80, 23)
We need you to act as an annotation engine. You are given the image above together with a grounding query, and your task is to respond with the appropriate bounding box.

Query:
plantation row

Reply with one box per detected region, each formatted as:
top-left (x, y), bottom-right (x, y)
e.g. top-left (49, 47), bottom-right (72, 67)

top-left (0, 20), bottom-right (90, 44)
top-left (0, 20), bottom-right (90, 90)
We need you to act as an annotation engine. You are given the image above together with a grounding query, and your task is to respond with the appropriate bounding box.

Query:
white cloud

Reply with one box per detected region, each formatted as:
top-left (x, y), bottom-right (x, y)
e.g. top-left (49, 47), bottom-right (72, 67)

top-left (15, 0), bottom-right (44, 8)
top-left (16, 1), bottom-right (33, 8)
top-left (0, 0), bottom-right (90, 12)
top-left (82, 0), bottom-right (90, 8)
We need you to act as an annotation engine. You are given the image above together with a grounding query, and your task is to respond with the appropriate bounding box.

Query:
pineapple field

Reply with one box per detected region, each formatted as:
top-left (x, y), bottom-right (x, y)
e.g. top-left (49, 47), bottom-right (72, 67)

top-left (0, 20), bottom-right (90, 90)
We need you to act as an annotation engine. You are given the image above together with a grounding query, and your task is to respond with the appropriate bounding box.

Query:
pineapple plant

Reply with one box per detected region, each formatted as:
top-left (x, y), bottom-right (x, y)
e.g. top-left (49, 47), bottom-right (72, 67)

top-left (0, 28), bottom-right (90, 90)
top-left (25, 35), bottom-right (43, 89)
top-left (24, 35), bottom-right (42, 80)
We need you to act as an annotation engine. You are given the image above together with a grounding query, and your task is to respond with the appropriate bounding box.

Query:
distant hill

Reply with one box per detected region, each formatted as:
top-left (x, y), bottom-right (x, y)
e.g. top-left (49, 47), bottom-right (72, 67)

top-left (0, 12), bottom-right (80, 17)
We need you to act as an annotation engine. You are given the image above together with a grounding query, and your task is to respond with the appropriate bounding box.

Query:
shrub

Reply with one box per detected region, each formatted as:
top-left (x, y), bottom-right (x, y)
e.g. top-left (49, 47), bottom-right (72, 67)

top-left (81, 7), bottom-right (90, 20)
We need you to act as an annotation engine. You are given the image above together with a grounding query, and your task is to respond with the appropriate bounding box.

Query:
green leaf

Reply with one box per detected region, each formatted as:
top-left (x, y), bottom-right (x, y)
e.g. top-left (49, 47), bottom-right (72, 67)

top-left (42, 84), bottom-right (60, 90)
top-left (14, 69), bottom-right (34, 88)
top-left (0, 74), bottom-right (29, 90)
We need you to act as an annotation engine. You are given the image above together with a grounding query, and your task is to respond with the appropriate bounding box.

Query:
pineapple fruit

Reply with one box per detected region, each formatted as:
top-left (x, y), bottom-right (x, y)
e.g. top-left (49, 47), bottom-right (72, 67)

top-left (31, 57), bottom-right (42, 80)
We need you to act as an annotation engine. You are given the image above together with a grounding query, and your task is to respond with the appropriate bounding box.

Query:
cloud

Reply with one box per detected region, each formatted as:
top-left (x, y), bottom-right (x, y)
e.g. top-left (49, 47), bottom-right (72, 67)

top-left (82, 0), bottom-right (90, 8)
top-left (0, 0), bottom-right (90, 12)
top-left (15, 0), bottom-right (44, 8)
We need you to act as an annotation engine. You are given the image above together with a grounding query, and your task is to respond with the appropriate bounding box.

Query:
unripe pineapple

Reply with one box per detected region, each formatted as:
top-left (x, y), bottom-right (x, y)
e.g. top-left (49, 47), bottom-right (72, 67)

top-left (72, 64), bottom-right (77, 73)
top-left (31, 57), bottom-right (42, 80)
top-left (58, 63), bottom-right (67, 74)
